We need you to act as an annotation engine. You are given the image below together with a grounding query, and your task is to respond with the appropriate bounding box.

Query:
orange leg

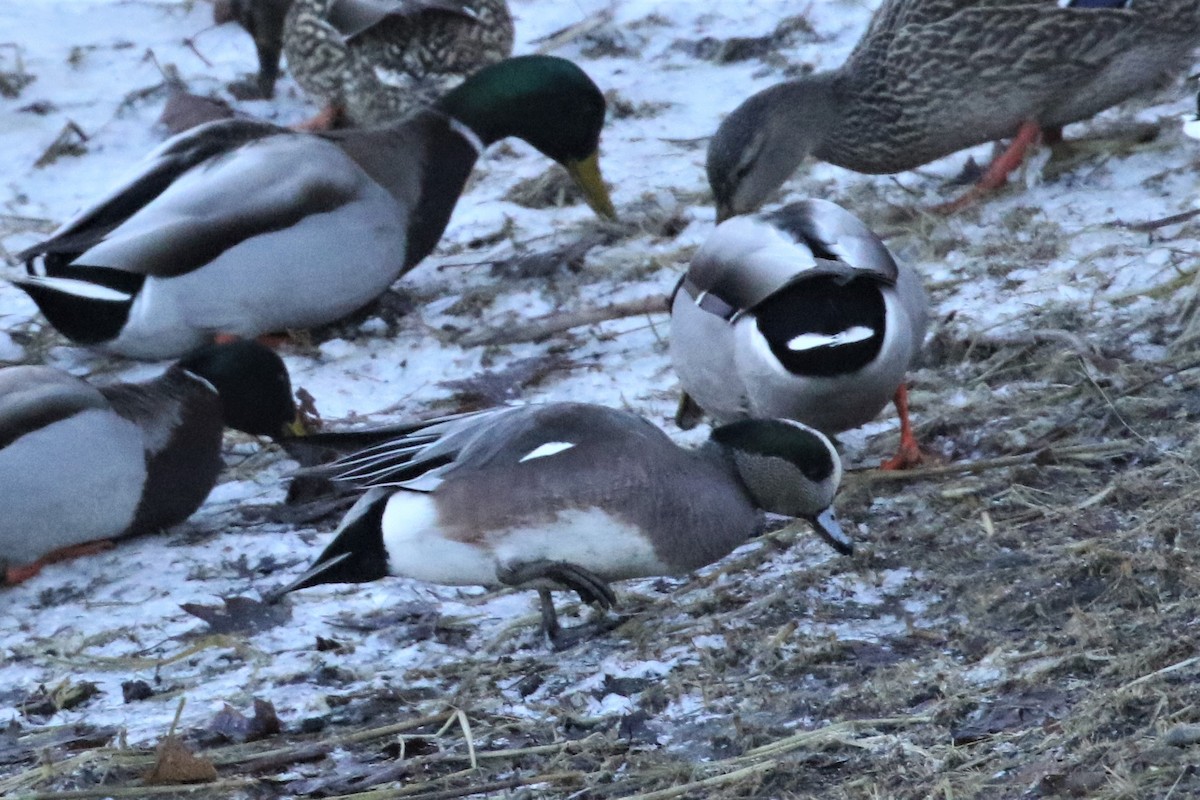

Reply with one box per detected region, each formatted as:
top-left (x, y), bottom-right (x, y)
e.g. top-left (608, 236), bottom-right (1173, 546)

top-left (935, 120), bottom-right (1044, 214)
top-left (4, 540), bottom-right (116, 585)
top-left (292, 104), bottom-right (345, 132)
top-left (880, 383), bottom-right (923, 471)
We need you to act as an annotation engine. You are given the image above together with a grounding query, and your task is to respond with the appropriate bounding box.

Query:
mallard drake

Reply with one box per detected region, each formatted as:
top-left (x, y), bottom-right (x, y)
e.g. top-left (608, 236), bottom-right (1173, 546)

top-left (707, 0), bottom-right (1200, 219)
top-left (12, 55), bottom-right (615, 360)
top-left (670, 199), bottom-right (928, 470)
top-left (0, 341), bottom-right (304, 585)
top-left (228, 0), bottom-right (514, 127)
top-left (271, 403), bottom-right (850, 648)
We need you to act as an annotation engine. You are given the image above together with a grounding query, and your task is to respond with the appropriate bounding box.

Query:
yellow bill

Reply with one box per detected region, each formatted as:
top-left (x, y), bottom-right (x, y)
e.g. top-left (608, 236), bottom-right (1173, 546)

top-left (565, 151), bottom-right (616, 220)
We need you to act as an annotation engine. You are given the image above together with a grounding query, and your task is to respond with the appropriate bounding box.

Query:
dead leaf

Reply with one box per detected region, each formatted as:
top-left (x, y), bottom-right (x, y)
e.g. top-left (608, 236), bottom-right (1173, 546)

top-left (440, 354), bottom-right (571, 406)
top-left (951, 688), bottom-right (1070, 745)
top-left (157, 88), bottom-right (235, 135)
top-left (143, 736), bottom-right (217, 784)
top-left (19, 679), bottom-right (100, 718)
top-left (181, 595), bottom-right (291, 635)
top-left (208, 699), bottom-right (282, 743)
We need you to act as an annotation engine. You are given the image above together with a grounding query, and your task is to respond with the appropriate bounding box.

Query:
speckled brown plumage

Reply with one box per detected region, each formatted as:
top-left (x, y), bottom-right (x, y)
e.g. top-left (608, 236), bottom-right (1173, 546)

top-left (708, 0), bottom-right (1200, 218)
top-left (285, 0), bottom-right (514, 125)
top-left (830, 0), bottom-right (1200, 172)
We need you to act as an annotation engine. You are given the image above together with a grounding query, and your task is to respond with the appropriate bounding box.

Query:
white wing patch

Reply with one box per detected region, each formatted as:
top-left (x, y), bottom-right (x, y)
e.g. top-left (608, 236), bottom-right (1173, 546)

top-left (1184, 117), bottom-right (1200, 141)
top-left (372, 65), bottom-right (415, 90)
top-left (518, 441), bottom-right (575, 463)
top-left (787, 325), bottom-right (874, 352)
top-left (23, 276), bottom-right (133, 302)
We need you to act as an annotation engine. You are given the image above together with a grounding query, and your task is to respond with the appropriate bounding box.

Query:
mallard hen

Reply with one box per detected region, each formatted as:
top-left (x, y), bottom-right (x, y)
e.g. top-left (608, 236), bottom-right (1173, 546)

top-left (708, 0), bottom-right (1200, 218)
top-left (228, 0), bottom-right (514, 127)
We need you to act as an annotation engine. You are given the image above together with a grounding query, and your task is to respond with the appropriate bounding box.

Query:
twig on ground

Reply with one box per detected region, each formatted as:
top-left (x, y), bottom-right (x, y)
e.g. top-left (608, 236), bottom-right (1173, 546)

top-left (459, 295), bottom-right (666, 347)
top-left (848, 440), bottom-right (1139, 483)
top-left (1118, 656), bottom-right (1200, 692)
top-left (33, 121), bottom-right (89, 168)
top-left (532, 7), bottom-right (615, 53)
top-left (1112, 208), bottom-right (1200, 232)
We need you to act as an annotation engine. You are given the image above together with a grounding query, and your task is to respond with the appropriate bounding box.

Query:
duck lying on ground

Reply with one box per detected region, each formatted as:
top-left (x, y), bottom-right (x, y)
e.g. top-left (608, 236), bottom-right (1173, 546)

top-left (0, 341), bottom-right (305, 585)
top-left (13, 56), bottom-right (615, 360)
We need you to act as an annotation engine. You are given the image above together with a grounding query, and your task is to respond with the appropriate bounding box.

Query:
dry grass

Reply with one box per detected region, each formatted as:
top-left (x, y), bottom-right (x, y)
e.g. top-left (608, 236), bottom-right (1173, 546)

top-left (9, 253), bottom-right (1200, 798)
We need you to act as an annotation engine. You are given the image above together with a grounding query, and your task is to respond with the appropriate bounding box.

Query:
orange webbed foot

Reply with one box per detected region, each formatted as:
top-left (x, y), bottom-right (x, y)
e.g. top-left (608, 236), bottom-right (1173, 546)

top-left (291, 104), bottom-right (345, 132)
top-left (878, 383), bottom-right (924, 471)
top-left (4, 540), bottom-right (116, 585)
top-left (933, 120), bottom-right (1044, 214)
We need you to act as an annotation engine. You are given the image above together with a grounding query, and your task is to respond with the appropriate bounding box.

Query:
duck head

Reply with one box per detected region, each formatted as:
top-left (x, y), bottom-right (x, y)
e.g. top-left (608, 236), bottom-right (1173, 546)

top-left (177, 340), bottom-right (305, 437)
top-left (707, 74), bottom-right (840, 222)
top-left (710, 417), bottom-right (851, 554)
top-left (438, 55), bottom-right (617, 219)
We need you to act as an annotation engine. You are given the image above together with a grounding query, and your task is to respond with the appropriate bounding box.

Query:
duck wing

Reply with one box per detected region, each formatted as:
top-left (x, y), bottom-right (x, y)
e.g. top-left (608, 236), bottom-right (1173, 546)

top-left (19, 119), bottom-right (369, 282)
top-left (0, 367), bottom-right (109, 451)
top-left (20, 119), bottom-right (283, 274)
top-left (684, 199), bottom-right (898, 316)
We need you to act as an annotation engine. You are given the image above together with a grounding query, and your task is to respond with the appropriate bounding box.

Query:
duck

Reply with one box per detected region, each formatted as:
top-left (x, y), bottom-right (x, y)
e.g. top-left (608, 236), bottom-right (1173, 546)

top-left (670, 199), bottom-right (928, 470)
top-left (706, 0), bottom-right (1200, 219)
top-left (269, 402), bottom-right (850, 649)
top-left (0, 340), bottom-right (305, 585)
top-left (226, 0), bottom-right (514, 128)
top-left (12, 55), bottom-right (615, 361)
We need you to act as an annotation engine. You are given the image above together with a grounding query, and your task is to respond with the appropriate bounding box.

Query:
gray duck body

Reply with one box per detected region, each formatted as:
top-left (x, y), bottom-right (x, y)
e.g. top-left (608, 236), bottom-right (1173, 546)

top-left (671, 199), bottom-right (928, 436)
top-left (0, 368), bottom-right (221, 569)
top-left (279, 403), bottom-right (847, 597)
top-left (12, 56), bottom-right (614, 359)
top-left (709, 0), bottom-right (1200, 217)
top-left (0, 341), bottom-right (298, 577)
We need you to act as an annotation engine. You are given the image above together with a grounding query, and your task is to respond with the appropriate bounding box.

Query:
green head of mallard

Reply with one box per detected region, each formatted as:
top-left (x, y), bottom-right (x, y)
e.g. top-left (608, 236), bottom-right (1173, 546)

top-left (438, 55), bottom-right (617, 219)
top-left (177, 340), bottom-right (306, 438)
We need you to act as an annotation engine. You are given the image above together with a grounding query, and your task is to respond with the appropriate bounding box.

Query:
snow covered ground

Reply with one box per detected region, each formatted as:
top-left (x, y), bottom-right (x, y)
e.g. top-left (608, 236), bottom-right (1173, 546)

top-left (1, 0), bottom-right (1199, 778)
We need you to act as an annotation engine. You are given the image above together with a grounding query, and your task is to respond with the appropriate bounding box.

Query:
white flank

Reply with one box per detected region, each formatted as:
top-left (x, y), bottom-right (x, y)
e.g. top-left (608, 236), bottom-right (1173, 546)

top-left (787, 325), bottom-right (874, 351)
top-left (517, 441), bottom-right (575, 463)
top-left (494, 508), bottom-right (669, 582)
top-left (381, 492), bottom-right (497, 585)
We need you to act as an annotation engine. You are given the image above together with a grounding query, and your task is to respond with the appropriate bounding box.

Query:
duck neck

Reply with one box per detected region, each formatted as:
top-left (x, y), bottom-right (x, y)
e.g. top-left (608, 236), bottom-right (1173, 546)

top-left (698, 439), bottom-right (753, 499)
top-left (771, 70), bottom-right (845, 164)
top-left (335, 114), bottom-right (482, 271)
top-left (100, 369), bottom-right (224, 535)
top-left (403, 114), bottom-right (485, 269)
top-left (438, 82), bottom-right (525, 149)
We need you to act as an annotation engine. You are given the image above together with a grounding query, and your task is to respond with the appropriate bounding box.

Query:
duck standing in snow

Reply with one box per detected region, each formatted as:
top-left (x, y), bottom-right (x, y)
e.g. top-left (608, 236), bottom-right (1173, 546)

top-left (707, 0), bottom-right (1200, 218)
top-left (670, 199), bottom-right (928, 470)
top-left (271, 403), bottom-right (850, 648)
top-left (0, 341), bottom-right (305, 585)
top-left (11, 55), bottom-right (615, 360)
top-left (226, 0), bottom-right (514, 127)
